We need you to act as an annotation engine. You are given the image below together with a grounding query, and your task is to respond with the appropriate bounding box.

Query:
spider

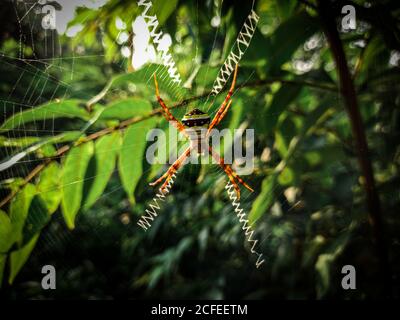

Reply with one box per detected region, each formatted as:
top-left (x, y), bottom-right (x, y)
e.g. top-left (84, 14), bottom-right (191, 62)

top-left (149, 64), bottom-right (254, 199)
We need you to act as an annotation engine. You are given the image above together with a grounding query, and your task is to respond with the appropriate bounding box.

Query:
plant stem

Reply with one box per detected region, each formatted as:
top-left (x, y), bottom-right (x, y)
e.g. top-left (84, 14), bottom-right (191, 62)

top-left (317, 0), bottom-right (391, 296)
top-left (0, 77), bottom-right (335, 209)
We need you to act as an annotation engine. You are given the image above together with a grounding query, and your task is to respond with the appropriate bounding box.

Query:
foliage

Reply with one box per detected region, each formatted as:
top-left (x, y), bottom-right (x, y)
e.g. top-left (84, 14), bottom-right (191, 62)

top-left (0, 0), bottom-right (399, 299)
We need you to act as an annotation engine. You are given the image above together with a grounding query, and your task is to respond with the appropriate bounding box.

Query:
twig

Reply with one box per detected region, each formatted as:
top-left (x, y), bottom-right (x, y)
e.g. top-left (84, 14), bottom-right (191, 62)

top-left (0, 77), bottom-right (336, 209)
top-left (317, 0), bottom-right (391, 297)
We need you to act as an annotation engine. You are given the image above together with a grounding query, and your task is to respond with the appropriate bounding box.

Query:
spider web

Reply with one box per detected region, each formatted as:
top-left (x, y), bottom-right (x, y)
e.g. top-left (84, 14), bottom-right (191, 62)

top-left (0, 0), bottom-right (354, 292)
top-left (0, 0), bottom-right (123, 281)
top-left (0, 0), bottom-right (271, 277)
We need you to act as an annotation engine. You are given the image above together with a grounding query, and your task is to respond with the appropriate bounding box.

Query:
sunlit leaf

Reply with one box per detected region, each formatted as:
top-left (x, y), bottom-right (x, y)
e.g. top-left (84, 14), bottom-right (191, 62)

top-left (9, 234), bottom-right (39, 284)
top-left (0, 136), bottom-right (39, 148)
top-left (37, 162), bottom-right (62, 214)
top-left (97, 64), bottom-right (188, 102)
top-left (0, 210), bottom-right (12, 253)
top-left (147, 120), bottom-right (183, 180)
top-left (153, 0), bottom-right (179, 25)
top-left (99, 98), bottom-right (153, 121)
top-left (61, 142), bottom-right (94, 229)
top-left (228, 98), bottom-right (244, 131)
top-left (9, 184), bottom-right (36, 246)
top-left (104, 33), bottom-right (119, 63)
top-left (82, 132), bottom-right (121, 210)
top-left (22, 196), bottom-right (50, 246)
top-left (119, 118), bottom-right (157, 203)
top-left (249, 173), bottom-right (278, 224)
top-left (194, 65), bottom-right (219, 89)
top-left (0, 132), bottom-right (81, 172)
top-left (0, 100), bottom-right (89, 131)
top-left (278, 167), bottom-right (295, 185)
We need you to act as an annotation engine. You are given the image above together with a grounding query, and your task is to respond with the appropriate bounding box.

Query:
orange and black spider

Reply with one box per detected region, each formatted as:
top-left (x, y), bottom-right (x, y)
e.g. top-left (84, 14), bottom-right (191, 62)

top-left (150, 64), bottom-right (254, 199)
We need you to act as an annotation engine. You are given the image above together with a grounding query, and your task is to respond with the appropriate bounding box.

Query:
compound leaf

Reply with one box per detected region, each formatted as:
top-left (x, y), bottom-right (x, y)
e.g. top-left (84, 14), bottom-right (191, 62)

top-left (61, 141), bottom-right (94, 229)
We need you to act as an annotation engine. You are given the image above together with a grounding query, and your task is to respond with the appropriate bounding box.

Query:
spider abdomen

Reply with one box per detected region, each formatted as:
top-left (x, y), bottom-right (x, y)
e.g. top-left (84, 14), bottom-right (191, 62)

top-left (182, 108), bottom-right (210, 128)
top-left (182, 108), bottom-right (210, 155)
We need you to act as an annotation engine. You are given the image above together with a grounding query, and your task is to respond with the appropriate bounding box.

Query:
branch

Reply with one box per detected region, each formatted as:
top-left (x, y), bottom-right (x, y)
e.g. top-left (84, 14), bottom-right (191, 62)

top-left (0, 77), bottom-right (336, 209)
top-left (317, 0), bottom-right (391, 296)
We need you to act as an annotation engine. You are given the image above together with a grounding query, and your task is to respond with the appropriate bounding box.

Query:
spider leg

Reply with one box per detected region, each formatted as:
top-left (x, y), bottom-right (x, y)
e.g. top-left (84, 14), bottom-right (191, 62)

top-left (208, 146), bottom-right (254, 199)
top-left (149, 147), bottom-right (191, 191)
top-left (154, 73), bottom-right (187, 136)
top-left (225, 163), bottom-right (254, 193)
top-left (149, 167), bottom-right (171, 187)
top-left (208, 64), bottom-right (238, 133)
top-left (210, 100), bottom-right (233, 130)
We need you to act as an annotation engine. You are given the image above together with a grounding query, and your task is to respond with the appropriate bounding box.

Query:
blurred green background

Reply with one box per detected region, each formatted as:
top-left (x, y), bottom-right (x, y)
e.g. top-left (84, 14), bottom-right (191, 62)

top-left (0, 0), bottom-right (399, 299)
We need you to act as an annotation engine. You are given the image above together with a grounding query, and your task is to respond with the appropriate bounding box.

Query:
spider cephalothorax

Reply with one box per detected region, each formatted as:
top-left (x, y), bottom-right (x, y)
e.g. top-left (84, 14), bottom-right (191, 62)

top-left (150, 64), bottom-right (253, 199)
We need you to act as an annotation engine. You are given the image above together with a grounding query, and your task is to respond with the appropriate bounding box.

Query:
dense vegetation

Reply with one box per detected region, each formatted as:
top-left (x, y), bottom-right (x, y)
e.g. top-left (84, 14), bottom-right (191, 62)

top-left (0, 0), bottom-right (399, 299)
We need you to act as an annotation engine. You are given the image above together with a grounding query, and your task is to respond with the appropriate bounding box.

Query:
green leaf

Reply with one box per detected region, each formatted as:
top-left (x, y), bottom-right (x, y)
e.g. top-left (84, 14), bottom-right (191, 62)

top-left (275, 0), bottom-right (297, 20)
top-left (278, 167), bottom-right (295, 185)
top-left (315, 231), bottom-right (352, 298)
top-left (0, 210), bottom-right (12, 253)
top-left (22, 196), bottom-right (50, 246)
top-left (148, 120), bottom-right (181, 180)
top-left (104, 33), bottom-right (119, 62)
top-left (0, 254), bottom-right (6, 287)
top-left (249, 173), bottom-right (278, 224)
top-left (153, 0), bottom-right (179, 25)
top-left (61, 142), bottom-right (94, 229)
top-left (82, 132), bottom-right (121, 210)
top-left (38, 144), bottom-right (57, 158)
top-left (302, 235), bottom-right (326, 268)
top-left (37, 162), bottom-right (62, 214)
top-left (0, 100), bottom-right (89, 131)
top-left (300, 98), bottom-right (334, 137)
top-left (96, 64), bottom-right (188, 103)
top-left (264, 83), bottom-right (302, 130)
top-left (194, 65), bottom-right (219, 89)
top-left (359, 36), bottom-right (387, 81)
top-left (267, 12), bottom-right (319, 73)
top-left (250, 97), bottom-right (334, 224)
top-left (283, 97), bottom-right (335, 162)
top-left (99, 98), bottom-right (153, 121)
top-left (315, 253), bottom-right (334, 298)
top-left (9, 184), bottom-right (37, 245)
top-left (0, 136), bottom-right (40, 148)
top-left (9, 234), bottom-right (39, 284)
top-left (228, 98), bottom-right (244, 131)
top-left (275, 117), bottom-right (297, 158)
top-left (0, 132), bottom-right (81, 172)
top-left (119, 118), bottom-right (157, 203)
